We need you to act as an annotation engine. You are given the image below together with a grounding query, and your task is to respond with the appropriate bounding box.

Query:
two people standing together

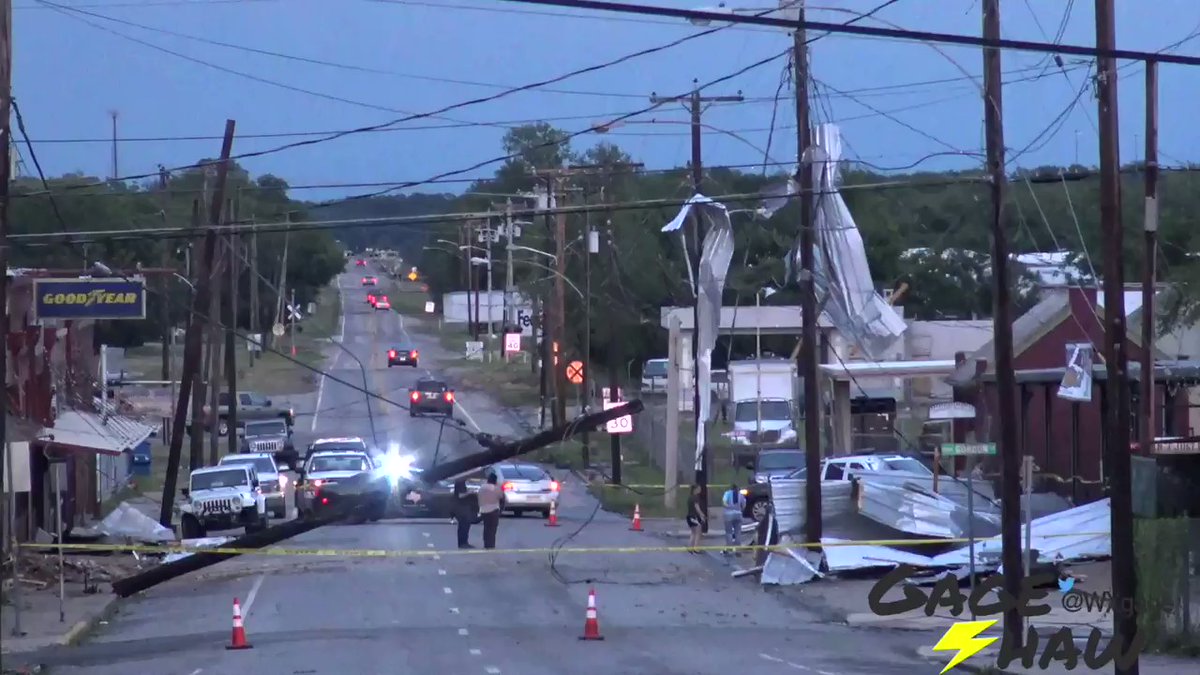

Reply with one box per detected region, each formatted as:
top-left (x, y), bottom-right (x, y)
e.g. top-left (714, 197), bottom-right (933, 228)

top-left (454, 473), bottom-right (504, 549)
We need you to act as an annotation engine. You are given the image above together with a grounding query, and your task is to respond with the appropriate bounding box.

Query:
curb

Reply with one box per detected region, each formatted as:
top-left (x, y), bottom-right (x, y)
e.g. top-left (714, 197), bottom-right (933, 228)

top-left (58, 595), bottom-right (120, 647)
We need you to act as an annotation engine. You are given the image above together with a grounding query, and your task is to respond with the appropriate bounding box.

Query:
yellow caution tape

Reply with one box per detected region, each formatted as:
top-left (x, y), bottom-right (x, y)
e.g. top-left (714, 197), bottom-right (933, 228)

top-left (18, 530), bottom-right (1109, 558)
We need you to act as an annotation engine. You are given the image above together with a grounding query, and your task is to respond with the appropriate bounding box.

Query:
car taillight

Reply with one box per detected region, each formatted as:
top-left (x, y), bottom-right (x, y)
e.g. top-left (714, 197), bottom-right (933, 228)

top-left (550, 481), bottom-right (560, 492)
top-left (310, 479), bottom-right (324, 487)
top-left (388, 350), bottom-right (397, 358)
top-left (444, 391), bottom-right (455, 402)
top-left (411, 391), bottom-right (421, 401)
top-left (502, 482), bottom-right (514, 491)
top-left (321, 497), bottom-right (329, 505)
top-left (411, 350), bottom-right (418, 358)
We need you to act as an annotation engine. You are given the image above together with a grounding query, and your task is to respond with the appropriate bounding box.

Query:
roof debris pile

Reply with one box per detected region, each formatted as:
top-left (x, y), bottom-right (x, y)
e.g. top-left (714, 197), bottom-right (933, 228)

top-left (759, 472), bottom-right (1112, 586)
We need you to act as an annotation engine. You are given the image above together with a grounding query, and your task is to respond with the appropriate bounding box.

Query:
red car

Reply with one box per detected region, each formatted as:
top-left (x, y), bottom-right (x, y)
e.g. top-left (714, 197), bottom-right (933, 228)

top-left (356, 259), bottom-right (366, 267)
top-left (361, 276), bottom-right (378, 286)
top-left (367, 293), bottom-right (377, 306)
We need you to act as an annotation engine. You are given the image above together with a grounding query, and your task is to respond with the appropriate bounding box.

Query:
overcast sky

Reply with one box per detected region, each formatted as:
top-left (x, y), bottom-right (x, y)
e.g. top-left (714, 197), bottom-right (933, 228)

top-left (13, 0), bottom-right (1200, 202)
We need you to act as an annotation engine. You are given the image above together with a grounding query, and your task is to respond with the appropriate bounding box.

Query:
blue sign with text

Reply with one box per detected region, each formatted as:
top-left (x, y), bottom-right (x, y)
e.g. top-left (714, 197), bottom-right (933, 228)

top-left (33, 278), bottom-right (147, 320)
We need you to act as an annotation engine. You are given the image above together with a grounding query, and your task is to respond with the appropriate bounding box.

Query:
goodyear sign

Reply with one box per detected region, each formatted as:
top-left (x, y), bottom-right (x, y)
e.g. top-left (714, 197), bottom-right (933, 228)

top-left (33, 278), bottom-right (147, 321)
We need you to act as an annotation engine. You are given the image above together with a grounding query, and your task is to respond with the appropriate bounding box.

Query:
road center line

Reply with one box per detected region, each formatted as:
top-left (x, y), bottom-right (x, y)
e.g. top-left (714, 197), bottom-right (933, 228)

top-left (469, 649), bottom-right (481, 656)
top-left (485, 667), bottom-right (500, 674)
top-left (759, 653), bottom-right (811, 671)
top-left (242, 574), bottom-right (266, 618)
top-left (312, 287), bottom-right (347, 432)
top-left (450, 607), bottom-right (460, 614)
top-left (443, 587), bottom-right (453, 595)
top-left (458, 628), bottom-right (469, 636)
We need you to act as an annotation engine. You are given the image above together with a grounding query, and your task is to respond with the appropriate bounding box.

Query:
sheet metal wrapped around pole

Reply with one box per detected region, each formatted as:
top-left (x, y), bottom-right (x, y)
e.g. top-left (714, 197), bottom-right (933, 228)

top-left (111, 401), bottom-right (643, 597)
top-left (661, 196), bottom-right (734, 470)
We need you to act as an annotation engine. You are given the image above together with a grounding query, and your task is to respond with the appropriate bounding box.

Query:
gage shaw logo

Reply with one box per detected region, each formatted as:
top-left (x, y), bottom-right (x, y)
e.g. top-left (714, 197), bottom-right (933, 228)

top-left (867, 564), bottom-right (1145, 673)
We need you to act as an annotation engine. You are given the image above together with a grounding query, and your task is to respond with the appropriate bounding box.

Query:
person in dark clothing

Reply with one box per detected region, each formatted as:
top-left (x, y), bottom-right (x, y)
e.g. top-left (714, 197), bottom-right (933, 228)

top-left (453, 479), bottom-right (477, 549)
top-left (685, 484), bottom-right (706, 553)
top-left (478, 473), bottom-right (503, 550)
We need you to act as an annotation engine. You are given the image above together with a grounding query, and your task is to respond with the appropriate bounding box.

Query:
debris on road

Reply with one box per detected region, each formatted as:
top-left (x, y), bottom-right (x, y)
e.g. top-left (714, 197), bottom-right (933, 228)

top-left (70, 501), bottom-right (175, 544)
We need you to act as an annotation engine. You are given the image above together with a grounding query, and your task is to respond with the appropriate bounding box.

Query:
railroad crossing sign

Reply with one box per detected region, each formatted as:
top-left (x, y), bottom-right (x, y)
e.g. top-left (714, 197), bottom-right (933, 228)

top-left (566, 360), bottom-right (584, 385)
top-left (287, 304), bottom-right (302, 321)
top-left (603, 400), bottom-right (633, 434)
top-left (940, 442), bottom-right (997, 457)
top-left (504, 332), bottom-right (522, 354)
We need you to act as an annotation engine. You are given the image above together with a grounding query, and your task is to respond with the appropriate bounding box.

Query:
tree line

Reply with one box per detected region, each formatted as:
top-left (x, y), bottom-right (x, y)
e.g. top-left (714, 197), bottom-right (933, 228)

top-left (327, 123), bottom-right (1199, 370)
top-left (8, 163), bottom-right (346, 348)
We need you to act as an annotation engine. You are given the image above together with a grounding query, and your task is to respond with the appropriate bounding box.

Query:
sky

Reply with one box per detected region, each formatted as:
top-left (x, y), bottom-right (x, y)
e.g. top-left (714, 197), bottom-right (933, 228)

top-left (13, 0), bottom-right (1200, 204)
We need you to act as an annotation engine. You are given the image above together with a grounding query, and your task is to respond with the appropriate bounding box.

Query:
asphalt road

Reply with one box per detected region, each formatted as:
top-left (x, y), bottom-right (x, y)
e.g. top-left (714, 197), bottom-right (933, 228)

top-left (17, 270), bottom-right (934, 675)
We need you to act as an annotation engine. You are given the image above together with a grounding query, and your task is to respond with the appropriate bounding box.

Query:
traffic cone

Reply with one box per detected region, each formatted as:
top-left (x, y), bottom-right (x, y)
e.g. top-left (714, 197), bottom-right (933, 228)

top-left (545, 501), bottom-right (560, 527)
top-left (578, 587), bottom-right (604, 641)
top-left (226, 597), bottom-right (253, 650)
top-left (629, 504), bottom-right (642, 532)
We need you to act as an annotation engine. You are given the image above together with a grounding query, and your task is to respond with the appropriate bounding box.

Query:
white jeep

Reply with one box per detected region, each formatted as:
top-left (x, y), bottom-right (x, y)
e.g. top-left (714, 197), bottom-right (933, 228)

top-left (177, 464), bottom-right (269, 539)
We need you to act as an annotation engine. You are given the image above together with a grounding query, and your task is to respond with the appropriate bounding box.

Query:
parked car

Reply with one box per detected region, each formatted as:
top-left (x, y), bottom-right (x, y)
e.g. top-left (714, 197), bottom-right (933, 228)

top-left (239, 418), bottom-right (297, 468)
top-left (745, 448), bottom-right (806, 485)
top-left (219, 453), bottom-right (287, 518)
top-left (387, 348), bottom-right (418, 367)
top-left (409, 378), bottom-right (454, 417)
top-left (194, 391), bottom-right (294, 437)
top-left (491, 463), bottom-right (559, 519)
top-left (176, 464), bottom-right (268, 538)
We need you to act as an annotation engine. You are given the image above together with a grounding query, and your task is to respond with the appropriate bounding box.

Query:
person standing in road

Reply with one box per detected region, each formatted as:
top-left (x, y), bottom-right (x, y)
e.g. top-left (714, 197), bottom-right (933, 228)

top-left (722, 483), bottom-right (746, 555)
top-left (454, 479), bottom-right (477, 549)
top-left (478, 473), bottom-right (503, 549)
top-left (685, 484), bottom-right (706, 553)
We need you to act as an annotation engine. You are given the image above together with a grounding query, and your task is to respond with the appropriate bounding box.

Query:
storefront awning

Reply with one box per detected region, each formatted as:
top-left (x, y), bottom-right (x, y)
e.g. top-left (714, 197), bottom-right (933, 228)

top-left (37, 410), bottom-right (157, 456)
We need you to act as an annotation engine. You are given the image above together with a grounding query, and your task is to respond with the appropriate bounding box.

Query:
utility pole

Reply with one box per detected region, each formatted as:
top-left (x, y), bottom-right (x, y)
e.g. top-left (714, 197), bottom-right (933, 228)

top-left (982, 0), bottom-right (1024, 649)
top-left (1, 0), bottom-right (14, 533)
top-left (206, 221), bottom-right (225, 466)
top-left (108, 110), bottom-right (118, 180)
top-left (157, 167), bottom-right (171, 384)
top-left (187, 200), bottom-right (205, 472)
top-left (161, 120), bottom-right (236, 528)
top-left (504, 199), bottom-right (515, 338)
top-left (225, 199), bottom-right (240, 458)
top-left (469, 221), bottom-right (480, 341)
top-left (274, 227), bottom-right (290, 353)
top-left (789, 5), bottom-right (823, 547)
top-left (249, 219), bottom-right (259, 364)
top-left (1096, 2), bottom-right (1139, 671)
top-left (1140, 61), bottom-right (1158, 456)
top-left (289, 288), bottom-right (296, 358)
top-left (553, 184), bottom-right (568, 427)
top-left (650, 80), bottom-right (743, 531)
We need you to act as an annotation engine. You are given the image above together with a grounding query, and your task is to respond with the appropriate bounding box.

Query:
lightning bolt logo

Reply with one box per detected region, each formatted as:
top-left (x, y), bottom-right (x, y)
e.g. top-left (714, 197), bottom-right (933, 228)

top-left (932, 620), bottom-right (999, 673)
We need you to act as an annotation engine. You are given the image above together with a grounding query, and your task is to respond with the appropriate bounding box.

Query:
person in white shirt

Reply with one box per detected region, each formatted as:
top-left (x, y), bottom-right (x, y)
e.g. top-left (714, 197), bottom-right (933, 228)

top-left (477, 473), bottom-right (504, 549)
top-left (722, 483), bottom-right (746, 555)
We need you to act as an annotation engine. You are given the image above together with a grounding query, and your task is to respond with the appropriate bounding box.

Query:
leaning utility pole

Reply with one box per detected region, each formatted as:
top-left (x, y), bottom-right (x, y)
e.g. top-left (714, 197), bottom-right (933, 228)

top-left (650, 80), bottom-right (743, 531)
top-left (791, 5), bottom-right (822, 547)
top-left (225, 200), bottom-right (240, 458)
top-left (1140, 61), bottom-right (1158, 457)
top-left (161, 120), bottom-right (236, 527)
top-left (1096, 1), bottom-right (1139, 671)
top-left (249, 219), bottom-right (259, 364)
top-left (982, 0), bottom-right (1024, 649)
top-left (553, 185), bottom-right (568, 427)
top-left (206, 216), bottom-right (225, 466)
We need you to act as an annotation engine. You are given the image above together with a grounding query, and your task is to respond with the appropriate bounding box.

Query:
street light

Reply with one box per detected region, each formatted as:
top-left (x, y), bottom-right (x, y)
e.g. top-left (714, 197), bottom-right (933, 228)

top-left (330, 335), bottom-right (379, 448)
top-left (506, 243), bottom-right (557, 262)
top-left (686, 1), bottom-right (799, 27)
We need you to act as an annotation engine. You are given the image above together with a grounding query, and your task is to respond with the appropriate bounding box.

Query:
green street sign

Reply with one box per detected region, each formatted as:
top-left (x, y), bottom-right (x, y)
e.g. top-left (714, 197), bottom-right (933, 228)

top-left (940, 442), bottom-right (997, 456)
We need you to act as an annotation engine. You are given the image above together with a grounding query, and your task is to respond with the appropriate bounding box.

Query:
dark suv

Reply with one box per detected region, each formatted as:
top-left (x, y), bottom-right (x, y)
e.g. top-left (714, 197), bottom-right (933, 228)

top-left (741, 448), bottom-right (806, 523)
top-left (409, 378), bottom-right (455, 417)
top-left (387, 348), bottom-right (418, 367)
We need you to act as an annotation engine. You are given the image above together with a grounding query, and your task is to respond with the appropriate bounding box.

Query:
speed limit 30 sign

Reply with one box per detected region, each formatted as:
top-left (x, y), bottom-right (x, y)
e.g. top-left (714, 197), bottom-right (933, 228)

top-left (603, 400), bottom-right (633, 434)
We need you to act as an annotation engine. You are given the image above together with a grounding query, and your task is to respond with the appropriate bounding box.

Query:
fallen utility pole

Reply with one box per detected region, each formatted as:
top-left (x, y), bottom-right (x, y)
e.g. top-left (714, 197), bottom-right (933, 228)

top-left (982, 0), bottom-right (1024, 649)
top-left (1139, 60), bottom-right (1158, 456)
top-left (206, 228), bottom-right (225, 466)
top-left (1095, 1), bottom-right (1139, 672)
top-left (650, 80), bottom-right (743, 532)
top-left (161, 120), bottom-right (236, 528)
top-left (116, 401), bottom-right (643, 597)
top-left (791, 5), bottom-right (822, 547)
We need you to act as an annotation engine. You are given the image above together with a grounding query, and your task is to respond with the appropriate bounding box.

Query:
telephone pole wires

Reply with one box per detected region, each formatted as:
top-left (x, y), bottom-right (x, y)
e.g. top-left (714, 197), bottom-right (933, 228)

top-left (1095, 1), bottom-right (1139, 671)
top-left (161, 120), bottom-right (236, 527)
top-left (981, 0), bottom-right (1024, 648)
top-left (650, 80), bottom-right (743, 532)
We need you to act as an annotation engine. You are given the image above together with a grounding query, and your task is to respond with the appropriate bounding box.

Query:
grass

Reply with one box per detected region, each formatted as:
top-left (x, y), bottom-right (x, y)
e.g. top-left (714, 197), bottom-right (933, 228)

top-left (121, 286), bottom-right (342, 396)
top-left (1134, 516), bottom-right (1199, 655)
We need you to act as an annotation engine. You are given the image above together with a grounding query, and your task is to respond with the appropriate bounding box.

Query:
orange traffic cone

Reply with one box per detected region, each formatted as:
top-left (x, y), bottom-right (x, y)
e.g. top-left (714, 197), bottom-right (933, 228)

top-left (629, 504), bottom-right (642, 532)
top-left (578, 587), bottom-right (604, 641)
top-left (545, 501), bottom-right (560, 527)
top-left (226, 597), bottom-right (253, 650)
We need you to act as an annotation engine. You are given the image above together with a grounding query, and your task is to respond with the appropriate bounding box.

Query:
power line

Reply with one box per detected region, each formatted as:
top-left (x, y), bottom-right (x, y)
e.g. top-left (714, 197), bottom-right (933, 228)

top-left (497, 0), bottom-right (1200, 66)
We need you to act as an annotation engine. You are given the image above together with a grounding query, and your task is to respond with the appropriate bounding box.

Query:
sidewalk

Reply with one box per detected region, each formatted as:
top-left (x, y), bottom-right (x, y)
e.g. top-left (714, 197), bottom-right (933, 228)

top-left (1, 580), bottom-right (118, 655)
top-left (915, 644), bottom-right (1196, 674)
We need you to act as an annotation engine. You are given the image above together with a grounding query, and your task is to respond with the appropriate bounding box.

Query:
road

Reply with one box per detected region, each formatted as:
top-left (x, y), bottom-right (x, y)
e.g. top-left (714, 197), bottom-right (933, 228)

top-left (15, 271), bottom-right (933, 674)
